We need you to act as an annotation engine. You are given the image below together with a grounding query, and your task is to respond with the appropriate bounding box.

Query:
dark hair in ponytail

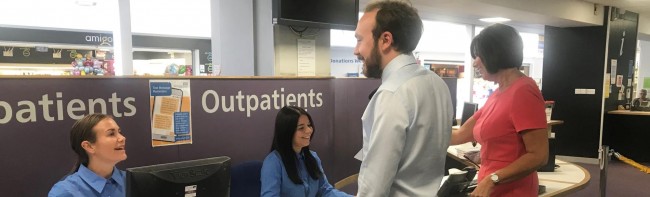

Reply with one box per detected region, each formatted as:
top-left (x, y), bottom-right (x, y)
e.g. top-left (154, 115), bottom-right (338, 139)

top-left (69, 113), bottom-right (111, 173)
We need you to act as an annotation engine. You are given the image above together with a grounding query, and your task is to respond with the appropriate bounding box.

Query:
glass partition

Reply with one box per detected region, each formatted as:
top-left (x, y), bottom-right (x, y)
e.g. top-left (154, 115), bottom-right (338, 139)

top-left (0, 0), bottom-right (212, 76)
top-left (0, 0), bottom-right (118, 76)
top-left (133, 49), bottom-right (193, 76)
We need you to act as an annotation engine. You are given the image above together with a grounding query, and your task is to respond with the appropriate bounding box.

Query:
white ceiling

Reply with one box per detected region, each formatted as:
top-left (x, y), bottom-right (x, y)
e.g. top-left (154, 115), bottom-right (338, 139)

top-left (361, 0), bottom-right (650, 36)
top-left (583, 0), bottom-right (650, 15)
top-left (0, 0), bottom-right (648, 38)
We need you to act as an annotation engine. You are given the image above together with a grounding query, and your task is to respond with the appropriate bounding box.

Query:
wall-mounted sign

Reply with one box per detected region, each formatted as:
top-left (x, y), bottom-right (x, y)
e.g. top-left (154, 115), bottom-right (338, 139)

top-left (205, 52), bottom-right (212, 62)
top-left (2, 47), bottom-right (13, 57)
top-left (35, 46), bottom-right (48, 52)
top-left (297, 39), bottom-right (316, 76)
top-left (20, 48), bottom-right (30, 57)
top-left (84, 34), bottom-right (113, 46)
top-left (53, 49), bottom-right (62, 59)
top-left (149, 80), bottom-right (192, 147)
top-left (330, 58), bottom-right (362, 64)
top-left (0, 46), bottom-right (94, 64)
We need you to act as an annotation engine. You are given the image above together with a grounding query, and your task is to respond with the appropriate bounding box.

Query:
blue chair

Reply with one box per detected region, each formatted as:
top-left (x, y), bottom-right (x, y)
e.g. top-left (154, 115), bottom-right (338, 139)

top-left (230, 161), bottom-right (263, 197)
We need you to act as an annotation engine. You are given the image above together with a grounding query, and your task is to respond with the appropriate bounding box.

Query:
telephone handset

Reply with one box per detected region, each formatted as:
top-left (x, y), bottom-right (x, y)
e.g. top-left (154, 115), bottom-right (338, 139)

top-left (437, 167), bottom-right (478, 197)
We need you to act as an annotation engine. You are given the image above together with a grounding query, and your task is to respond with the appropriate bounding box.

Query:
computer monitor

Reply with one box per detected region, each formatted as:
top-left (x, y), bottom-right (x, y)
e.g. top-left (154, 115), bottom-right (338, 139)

top-left (126, 156), bottom-right (231, 197)
top-left (461, 102), bottom-right (478, 125)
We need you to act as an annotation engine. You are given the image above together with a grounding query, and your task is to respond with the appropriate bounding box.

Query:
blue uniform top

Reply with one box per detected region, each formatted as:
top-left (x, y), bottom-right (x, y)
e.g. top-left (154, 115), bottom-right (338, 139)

top-left (49, 165), bottom-right (125, 197)
top-left (261, 150), bottom-right (352, 197)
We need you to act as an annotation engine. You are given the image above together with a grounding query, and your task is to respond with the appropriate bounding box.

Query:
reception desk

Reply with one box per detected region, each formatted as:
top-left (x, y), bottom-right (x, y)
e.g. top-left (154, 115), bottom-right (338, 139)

top-left (448, 142), bottom-right (591, 196)
top-left (448, 120), bottom-right (564, 170)
top-left (446, 120), bottom-right (590, 196)
top-left (0, 76), bottom-right (382, 196)
top-left (604, 110), bottom-right (650, 162)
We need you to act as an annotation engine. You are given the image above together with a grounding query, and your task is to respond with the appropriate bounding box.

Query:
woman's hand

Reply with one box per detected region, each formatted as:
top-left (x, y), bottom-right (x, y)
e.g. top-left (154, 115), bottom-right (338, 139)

top-left (469, 178), bottom-right (495, 197)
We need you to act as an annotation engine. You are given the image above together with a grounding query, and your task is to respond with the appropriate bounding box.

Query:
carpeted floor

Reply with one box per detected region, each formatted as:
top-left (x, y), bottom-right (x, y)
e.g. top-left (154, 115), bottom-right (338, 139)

top-left (570, 160), bottom-right (650, 196)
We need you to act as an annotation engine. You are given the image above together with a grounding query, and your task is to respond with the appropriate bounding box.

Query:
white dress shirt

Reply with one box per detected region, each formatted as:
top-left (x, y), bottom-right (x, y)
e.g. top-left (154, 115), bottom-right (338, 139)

top-left (355, 54), bottom-right (453, 197)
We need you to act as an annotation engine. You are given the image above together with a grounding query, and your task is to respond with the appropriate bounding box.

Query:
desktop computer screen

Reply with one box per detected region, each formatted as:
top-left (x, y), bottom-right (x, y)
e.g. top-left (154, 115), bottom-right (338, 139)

top-left (126, 156), bottom-right (231, 197)
top-left (461, 102), bottom-right (478, 125)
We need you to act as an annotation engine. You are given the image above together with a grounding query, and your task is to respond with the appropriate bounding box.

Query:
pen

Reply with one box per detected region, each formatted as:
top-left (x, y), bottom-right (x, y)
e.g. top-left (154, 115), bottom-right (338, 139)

top-left (463, 155), bottom-right (481, 169)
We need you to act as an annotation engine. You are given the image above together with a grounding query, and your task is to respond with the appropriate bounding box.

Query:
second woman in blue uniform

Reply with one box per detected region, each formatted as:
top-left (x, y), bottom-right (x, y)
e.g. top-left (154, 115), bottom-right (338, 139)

top-left (261, 106), bottom-right (352, 197)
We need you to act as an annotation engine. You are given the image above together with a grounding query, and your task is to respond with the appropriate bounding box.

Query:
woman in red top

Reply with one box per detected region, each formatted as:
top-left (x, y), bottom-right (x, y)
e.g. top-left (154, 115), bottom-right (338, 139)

top-left (451, 23), bottom-right (549, 197)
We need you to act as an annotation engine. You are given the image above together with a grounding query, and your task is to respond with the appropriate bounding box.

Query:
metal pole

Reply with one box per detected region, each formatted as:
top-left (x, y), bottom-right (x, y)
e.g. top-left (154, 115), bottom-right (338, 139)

top-left (599, 145), bottom-right (610, 197)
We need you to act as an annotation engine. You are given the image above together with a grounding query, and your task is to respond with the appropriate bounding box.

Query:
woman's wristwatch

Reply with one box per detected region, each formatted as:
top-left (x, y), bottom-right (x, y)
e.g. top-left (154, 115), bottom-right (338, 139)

top-left (489, 172), bottom-right (500, 185)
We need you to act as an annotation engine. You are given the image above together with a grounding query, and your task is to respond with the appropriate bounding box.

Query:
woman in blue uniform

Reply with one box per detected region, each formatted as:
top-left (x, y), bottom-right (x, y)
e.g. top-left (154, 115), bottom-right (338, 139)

top-left (49, 114), bottom-right (127, 197)
top-left (261, 106), bottom-right (351, 197)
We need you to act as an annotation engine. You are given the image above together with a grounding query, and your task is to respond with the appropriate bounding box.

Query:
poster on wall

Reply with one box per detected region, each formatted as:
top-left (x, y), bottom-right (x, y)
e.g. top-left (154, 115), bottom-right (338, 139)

top-left (604, 73), bottom-right (610, 98)
top-left (297, 39), bottom-right (316, 76)
top-left (610, 59), bottom-right (617, 84)
top-left (149, 80), bottom-right (192, 147)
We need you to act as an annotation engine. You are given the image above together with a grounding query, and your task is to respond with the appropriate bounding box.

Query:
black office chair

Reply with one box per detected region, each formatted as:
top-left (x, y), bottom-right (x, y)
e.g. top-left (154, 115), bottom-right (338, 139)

top-left (230, 161), bottom-right (263, 197)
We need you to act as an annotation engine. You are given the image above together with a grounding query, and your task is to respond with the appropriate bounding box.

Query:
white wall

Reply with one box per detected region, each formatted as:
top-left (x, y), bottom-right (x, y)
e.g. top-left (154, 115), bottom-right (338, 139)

top-left (254, 0), bottom-right (275, 76)
top-left (639, 15), bottom-right (650, 40)
top-left (274, 25), bottom-right (331, 76)
top-left (211, 0), bottom-right (255, 76)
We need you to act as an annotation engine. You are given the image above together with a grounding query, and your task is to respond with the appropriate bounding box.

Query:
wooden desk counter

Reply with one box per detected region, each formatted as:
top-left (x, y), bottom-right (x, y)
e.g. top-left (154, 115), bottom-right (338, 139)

top-left (607, 110), bottom-right (650, 116)
top-left (538, 160), bottom-right (591, 197)
top-left (547, 120), bottom-right (564, 126)
top-left (448, 142), bottom-right (590, 196)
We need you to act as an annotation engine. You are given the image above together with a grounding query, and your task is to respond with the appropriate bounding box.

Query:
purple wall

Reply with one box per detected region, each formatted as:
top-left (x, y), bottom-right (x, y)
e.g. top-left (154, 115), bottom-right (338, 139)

top-left (331, 79), bottom-right (380, 181)
top-left (0, 77), bottom-right (379, 196)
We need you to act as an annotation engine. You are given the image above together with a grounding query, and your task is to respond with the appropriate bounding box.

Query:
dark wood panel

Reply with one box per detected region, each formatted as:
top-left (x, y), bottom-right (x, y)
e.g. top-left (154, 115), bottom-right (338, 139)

top-left (603, 8), bottom-right (640, 111)
top-left (542, 25), bottom-right (606, 158)
top-left (604, 114), bottom-right (650, 162)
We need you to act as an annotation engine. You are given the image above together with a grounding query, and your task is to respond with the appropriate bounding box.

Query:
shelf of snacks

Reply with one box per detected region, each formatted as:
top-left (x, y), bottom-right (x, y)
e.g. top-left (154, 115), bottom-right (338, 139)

top-left (428, 63), bottom-right (464, 78)
top-left (69, 52), bottom-right (115, 76)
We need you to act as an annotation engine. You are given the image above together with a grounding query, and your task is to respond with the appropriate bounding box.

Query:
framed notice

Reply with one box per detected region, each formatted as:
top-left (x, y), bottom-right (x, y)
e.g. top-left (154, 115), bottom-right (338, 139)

top-left (604, 73), bottom-right (610, 98)
top-left (610, 59), bottom-right (617, 84)
top-left (616, 75), bottom-right (623, 87)
top-left (297, 39), bottom-right (316, 76)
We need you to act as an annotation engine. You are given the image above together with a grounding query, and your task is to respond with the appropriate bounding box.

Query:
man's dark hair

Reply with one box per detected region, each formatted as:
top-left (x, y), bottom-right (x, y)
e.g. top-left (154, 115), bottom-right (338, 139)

top-left (365, 1), bottom-right (423, 54)
top-left (470, 23), bottom-right (524, 74)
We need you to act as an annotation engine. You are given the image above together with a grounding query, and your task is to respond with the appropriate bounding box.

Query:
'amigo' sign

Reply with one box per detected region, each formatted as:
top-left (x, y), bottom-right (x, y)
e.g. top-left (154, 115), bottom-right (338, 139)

top-left (84, 34), bottom-right (113, 46)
